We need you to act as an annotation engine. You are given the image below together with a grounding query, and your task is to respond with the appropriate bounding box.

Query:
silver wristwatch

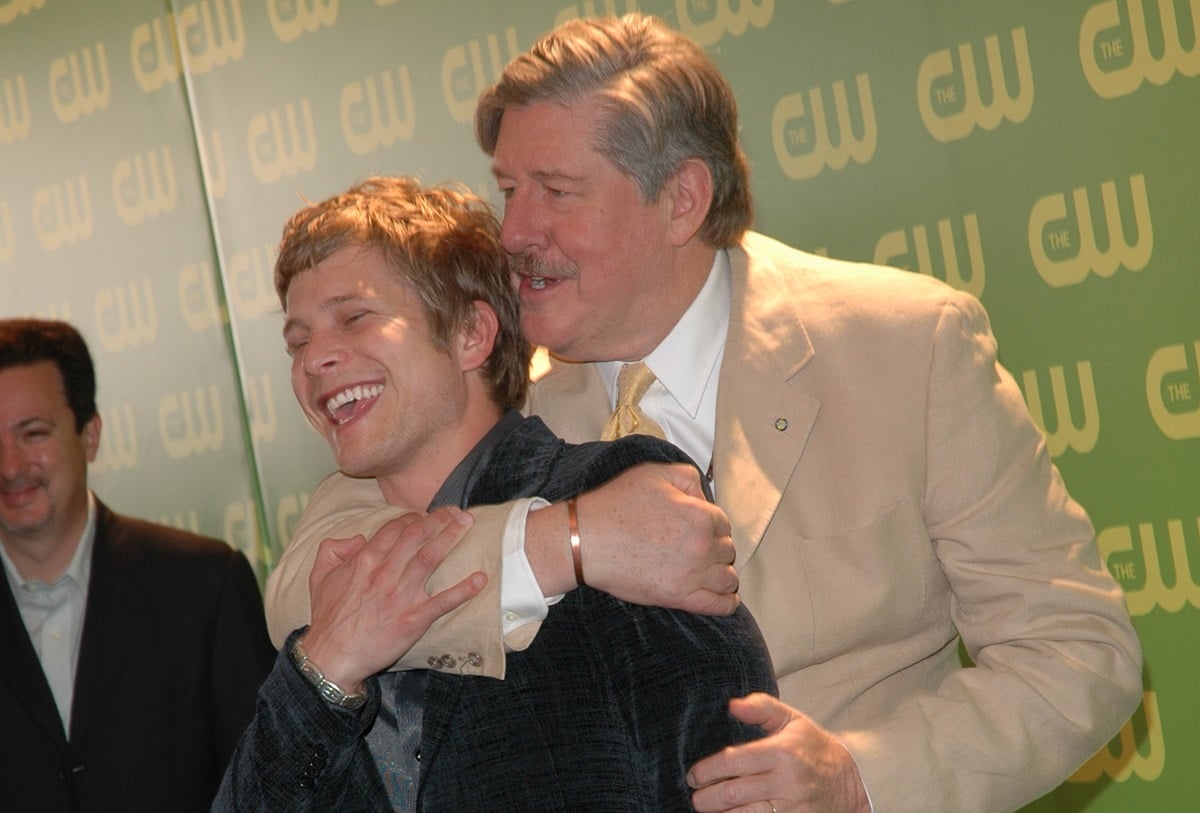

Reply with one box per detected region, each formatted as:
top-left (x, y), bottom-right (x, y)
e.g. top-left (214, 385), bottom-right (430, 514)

top-left (290, 637), bottom-right (367, 710)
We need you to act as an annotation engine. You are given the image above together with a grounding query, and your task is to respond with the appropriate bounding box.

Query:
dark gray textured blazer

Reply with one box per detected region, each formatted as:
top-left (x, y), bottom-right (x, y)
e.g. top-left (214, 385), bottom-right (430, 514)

top-left (216, 416), bottom-right (778, 812)
top-left (0, 500), bottom-right (275, 813)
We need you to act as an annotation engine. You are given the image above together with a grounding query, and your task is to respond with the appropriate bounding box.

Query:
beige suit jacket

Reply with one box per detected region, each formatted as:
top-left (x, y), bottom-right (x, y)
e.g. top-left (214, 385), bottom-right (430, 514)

top-left (266, 231), bottom-right (1141, 812)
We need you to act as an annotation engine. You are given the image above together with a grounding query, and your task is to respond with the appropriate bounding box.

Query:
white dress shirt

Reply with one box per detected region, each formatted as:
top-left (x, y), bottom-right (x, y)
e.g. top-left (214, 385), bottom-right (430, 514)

top-left (0, 492), bottom-right (97, 734)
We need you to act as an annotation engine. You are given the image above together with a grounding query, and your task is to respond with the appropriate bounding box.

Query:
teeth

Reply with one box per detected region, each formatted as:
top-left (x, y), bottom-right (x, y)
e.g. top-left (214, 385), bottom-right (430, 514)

top-left (324, 384), bottom-right (383, 418)
top-left (530, 276), bottom-right (546, 290)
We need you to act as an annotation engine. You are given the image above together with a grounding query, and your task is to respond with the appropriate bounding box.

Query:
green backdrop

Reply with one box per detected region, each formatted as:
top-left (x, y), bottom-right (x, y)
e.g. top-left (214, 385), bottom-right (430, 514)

top-left (2, 1), bottom-right (1195, 809)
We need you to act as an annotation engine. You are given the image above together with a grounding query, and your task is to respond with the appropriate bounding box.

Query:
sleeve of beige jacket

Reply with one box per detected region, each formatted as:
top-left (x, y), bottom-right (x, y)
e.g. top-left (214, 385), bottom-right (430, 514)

top-left (837, 292), bottom-right (1143, 813)
top-left (263, 472), bottom-right (515, 679)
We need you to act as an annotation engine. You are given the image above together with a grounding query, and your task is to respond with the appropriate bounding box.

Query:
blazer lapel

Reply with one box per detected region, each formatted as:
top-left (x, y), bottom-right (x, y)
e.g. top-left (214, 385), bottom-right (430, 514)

top-left (0, 577), bottom-right (68, 749)
top-left (67, 504), bottom-right (143, 746)
top-left (715, 237), bottom-right (819, 568)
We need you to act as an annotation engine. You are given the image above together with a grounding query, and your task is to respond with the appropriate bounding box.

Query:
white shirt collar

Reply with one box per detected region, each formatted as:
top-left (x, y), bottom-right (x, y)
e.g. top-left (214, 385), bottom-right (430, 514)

top-left (599, 249), bottom-right (731, 412)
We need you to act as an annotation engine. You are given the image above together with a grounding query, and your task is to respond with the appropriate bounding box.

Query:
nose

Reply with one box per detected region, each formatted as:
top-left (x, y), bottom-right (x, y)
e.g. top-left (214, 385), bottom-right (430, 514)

top-left (499, 187), bottom-right (548, 256)
top-left (0, 436), bottom-right (24, 479)
top-left (298, 331), bottom-right (344, 378)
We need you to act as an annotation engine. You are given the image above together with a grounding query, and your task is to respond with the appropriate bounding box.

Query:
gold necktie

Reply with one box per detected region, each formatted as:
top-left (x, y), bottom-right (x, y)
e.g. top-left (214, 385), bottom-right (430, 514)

top-left (601, 361), bottom-right (666, 440)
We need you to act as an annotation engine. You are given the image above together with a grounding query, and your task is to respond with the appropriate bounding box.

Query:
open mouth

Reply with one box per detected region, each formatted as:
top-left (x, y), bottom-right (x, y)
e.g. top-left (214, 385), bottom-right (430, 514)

top-left (324, 384), bottom-right (383, 426)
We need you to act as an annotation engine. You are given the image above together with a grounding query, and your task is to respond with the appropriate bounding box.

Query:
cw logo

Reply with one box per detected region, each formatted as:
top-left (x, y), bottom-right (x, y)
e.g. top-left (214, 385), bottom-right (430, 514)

top-left (917, 28), bottom-right (1033, 143)
top-left (178, 260), bottom-right (229, 332)
top-left (178, 0), bottom-right (245, 73)
top-left (160, 385), bottom-right (224, 459)
top-left (1069, 691), bottom-right (1164, 783)
top-left (677, 0), bottom-right (773, 47)
top-left (91, 403), bottom-right (138, 473)
top-left (131, 14), bottom-right (180, 93)
top-left (554, 1), bottom-right (640, 28)
top-left (247, 99), bottom-right (317, 185)
top-left (0, 202), bottom-right (12, 263)
top-left (771, 73), bottom-right (877, 181)
top-left (131, 1), bottom-right (245, 93)
top-left (1, 73), bottom-right (29, 144)
top-left (442, 28), bottom-right (519, 124)
top-left (113, 146), bottom-right (178, 227)
top-left (1081, 0), bottom-right (1199, 99)
top-left (1099, 517), bottom-right (1200, 615)
top-left (1146, 339), bottom-right (1200, 439)
top-left (341, 66), bottom-right (415, 156)
top-left (268, 0), bottom-right (336, 43)
top-left (224, 499), bottom-right (264, 565)
top-left (244, 373), bottom-right (277, 443)
top-left (1028, 174), bottom-right (1152, 288)
top-left (228, 243), bottom-right (280, 320)
top-left (0, 0), bottom-right (44, 26)
top-left (49, 42), bottom-right (110, 124)
top-left (1020, 362), bottom-right (1100, 456)
top-left (275, 492), bottom-right (311, 562)
top-left (873, 214), bottom-right (985, 298)
top-left (158, 511), bottom-right (201, 534)
top-left (33, 175), bottom-right (93, 251)
top-left (95, 276), bottom-right (158, 353)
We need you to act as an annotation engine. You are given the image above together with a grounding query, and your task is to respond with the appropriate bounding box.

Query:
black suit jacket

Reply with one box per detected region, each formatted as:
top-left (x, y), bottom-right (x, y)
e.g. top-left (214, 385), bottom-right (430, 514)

top-left (216, 416), bottom-right (778, 811)
top-left (0, 500), bottom-right (275, 813)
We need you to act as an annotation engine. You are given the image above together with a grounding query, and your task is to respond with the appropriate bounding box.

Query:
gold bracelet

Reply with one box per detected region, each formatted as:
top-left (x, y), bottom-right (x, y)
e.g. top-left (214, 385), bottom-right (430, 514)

top-left (567, 498), bottom-right (584, 586)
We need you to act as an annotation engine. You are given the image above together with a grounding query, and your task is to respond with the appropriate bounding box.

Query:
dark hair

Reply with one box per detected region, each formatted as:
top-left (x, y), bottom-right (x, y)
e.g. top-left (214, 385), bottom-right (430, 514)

top-left (274, 176), bottom-right (531, 409)
top-left (475, 13), bottom-right (753, 247)
top-left (0, 319), bottom-right (97, 432)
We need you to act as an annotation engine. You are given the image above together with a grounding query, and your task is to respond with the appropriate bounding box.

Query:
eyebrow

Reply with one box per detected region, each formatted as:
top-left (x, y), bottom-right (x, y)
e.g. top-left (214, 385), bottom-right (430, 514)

top-left (492, 165), bottom-right (585, 186)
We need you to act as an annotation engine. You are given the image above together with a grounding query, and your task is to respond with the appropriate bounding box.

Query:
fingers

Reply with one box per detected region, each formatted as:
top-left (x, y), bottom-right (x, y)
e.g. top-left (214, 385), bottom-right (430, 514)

top-left (426, 571), bottom-right (488, 619)
top-left (687, 696), bottom-right (798, 792)
top-left (410, 507), bottom-right (476, 574)
top-left (369, 508), bottom-right (450, 549)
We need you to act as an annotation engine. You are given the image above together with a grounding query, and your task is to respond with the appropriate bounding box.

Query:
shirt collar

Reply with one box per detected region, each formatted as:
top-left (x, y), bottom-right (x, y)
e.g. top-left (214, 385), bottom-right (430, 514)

top-left (600, 249), bottom-right (731, 417)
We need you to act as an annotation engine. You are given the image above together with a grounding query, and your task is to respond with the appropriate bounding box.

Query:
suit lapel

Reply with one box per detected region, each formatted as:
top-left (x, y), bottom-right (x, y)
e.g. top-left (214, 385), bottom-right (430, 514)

top-left (0, 575), bottom-right (68, 748)
top-left (68, 504), bottom-right (143, 746)
top-left (715, 237), bottom-right (819, 567)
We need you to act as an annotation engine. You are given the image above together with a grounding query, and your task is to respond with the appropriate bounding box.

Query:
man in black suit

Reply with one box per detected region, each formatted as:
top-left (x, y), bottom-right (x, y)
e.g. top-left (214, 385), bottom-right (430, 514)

top-left (0, 318), bottom-right (275, 813)
top-left (214, 177), bottom-right (777, 811)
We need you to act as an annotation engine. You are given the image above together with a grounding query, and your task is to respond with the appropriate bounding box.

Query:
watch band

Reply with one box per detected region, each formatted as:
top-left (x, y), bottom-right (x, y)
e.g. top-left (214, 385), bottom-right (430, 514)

top-left (290, 637), bottom-right (367, 710)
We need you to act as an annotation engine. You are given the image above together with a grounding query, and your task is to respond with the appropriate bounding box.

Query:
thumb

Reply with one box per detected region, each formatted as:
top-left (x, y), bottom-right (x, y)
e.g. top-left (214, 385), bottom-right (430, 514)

top-left (727, 693), bottom-right (796, 735)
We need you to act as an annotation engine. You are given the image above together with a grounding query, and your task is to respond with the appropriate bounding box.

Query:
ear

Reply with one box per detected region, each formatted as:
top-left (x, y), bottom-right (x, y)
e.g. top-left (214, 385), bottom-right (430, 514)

top-left (665, 158), bottom-right (714, 247)
top-left (457, 300), bottom-right (500, 373)
top-left (83, 414), bottom-right (102, 463)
